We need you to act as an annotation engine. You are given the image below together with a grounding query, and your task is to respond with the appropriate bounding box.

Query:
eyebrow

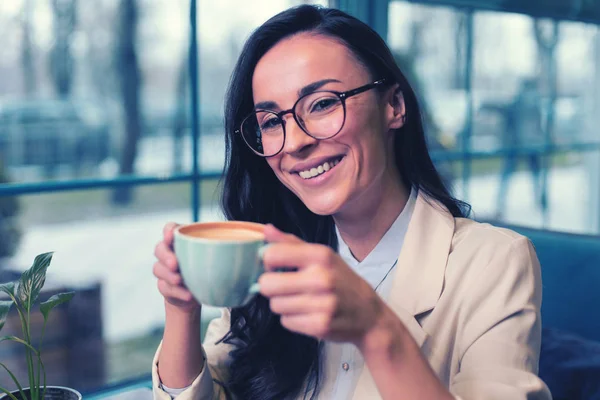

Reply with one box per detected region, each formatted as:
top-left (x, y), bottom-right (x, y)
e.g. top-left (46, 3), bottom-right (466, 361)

top-left (254, 78), bottom-right (342, 111)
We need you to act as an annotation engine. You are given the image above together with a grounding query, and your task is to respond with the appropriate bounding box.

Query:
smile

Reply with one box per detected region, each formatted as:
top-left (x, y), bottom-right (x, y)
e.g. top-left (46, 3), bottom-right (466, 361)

top-left (297, 156), bottom-right (344, 180)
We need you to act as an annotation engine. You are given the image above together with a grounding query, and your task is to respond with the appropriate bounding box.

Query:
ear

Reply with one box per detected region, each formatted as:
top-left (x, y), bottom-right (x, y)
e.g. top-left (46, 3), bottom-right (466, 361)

top-left (384, 84), bottom-right (406, 130)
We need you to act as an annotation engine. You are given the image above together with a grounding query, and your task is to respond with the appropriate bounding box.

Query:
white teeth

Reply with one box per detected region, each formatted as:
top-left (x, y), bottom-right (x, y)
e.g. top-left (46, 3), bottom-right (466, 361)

top-left (298, 158), bottom-right (341, 179)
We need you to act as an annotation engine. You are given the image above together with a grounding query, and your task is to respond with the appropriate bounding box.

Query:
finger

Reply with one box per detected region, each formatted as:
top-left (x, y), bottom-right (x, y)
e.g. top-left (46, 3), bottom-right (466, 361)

top-left (260, 242), bottom-right (333, 271)
top-left (154, 241), bottom-right (179, 271)
top-left (269, 293), bottom-right (336, 316)
top-left (163, 222), bottom-right (180, 247)
top-left (280, 312), bottom-right (332, 338)
top-left (157, 280), bottom-right (195, 303)
top-left (264, 224), bottom-right (303, 244)
top-left (258, 267), bottom-right (334, 297)
top-left (153, 262), bottom-right (183, 286)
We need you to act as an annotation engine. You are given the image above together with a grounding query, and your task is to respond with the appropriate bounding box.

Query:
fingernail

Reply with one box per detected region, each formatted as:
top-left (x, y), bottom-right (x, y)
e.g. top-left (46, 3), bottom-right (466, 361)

top-left (257, 244), bottom-right (271, 260)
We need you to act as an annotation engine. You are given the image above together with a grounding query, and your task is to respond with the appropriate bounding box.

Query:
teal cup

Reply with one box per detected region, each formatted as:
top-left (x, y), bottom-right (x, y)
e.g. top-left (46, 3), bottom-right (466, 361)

top-left (174, 221), bottom-right (266, 308)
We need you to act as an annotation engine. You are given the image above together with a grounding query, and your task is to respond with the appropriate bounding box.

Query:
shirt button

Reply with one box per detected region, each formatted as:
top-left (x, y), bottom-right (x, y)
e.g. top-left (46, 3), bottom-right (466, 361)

top-left (342, 362), bottom-right (350, 371)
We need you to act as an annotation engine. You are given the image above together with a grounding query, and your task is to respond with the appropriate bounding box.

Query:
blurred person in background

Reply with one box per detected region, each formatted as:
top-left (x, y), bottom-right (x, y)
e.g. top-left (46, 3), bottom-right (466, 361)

top-left (482, 78), bottom-right (548, 220)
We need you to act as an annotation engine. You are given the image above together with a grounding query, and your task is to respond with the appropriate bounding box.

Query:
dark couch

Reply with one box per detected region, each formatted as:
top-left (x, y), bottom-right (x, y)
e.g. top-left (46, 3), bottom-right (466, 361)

top-left (502, 224), bottom-right (600, 400)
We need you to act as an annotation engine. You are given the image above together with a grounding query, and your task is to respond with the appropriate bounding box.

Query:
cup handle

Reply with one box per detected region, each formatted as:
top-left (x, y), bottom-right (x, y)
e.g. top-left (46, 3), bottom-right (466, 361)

top-left (248, 282), bottom-right (261, 294)
top-left (249, 242), bottom-right (269, 295)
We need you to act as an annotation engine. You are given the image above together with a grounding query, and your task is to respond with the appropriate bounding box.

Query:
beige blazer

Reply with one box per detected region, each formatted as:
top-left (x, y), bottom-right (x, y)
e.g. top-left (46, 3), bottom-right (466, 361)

top-left (152, 193), bottom-right (552, 399)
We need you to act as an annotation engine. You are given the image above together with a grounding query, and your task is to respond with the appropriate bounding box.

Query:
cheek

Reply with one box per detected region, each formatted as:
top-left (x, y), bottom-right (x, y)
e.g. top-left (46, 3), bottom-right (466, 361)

top-left (262, 137), bottom-right (285, 158)
top-left (342, 98), bottom-right (384, 136)
top-left (341, 107), bottom-right (387, 161)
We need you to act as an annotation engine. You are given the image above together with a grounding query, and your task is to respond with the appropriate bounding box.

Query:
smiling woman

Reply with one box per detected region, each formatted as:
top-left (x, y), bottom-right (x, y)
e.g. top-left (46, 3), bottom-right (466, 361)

top-left (150, 4), bottom-right (551, 400)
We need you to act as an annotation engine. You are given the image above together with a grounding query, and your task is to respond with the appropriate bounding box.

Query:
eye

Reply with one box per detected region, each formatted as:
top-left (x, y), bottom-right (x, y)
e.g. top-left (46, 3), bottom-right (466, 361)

top-left (309, 97), bottom-right (340, 113)
top-left (260, 116), bottom-right (281, 131)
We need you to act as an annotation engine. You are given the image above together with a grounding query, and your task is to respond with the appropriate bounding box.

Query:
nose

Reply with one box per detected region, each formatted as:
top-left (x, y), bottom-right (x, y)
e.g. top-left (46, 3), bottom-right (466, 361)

top-left (282, 115), bottom-right (318, 155)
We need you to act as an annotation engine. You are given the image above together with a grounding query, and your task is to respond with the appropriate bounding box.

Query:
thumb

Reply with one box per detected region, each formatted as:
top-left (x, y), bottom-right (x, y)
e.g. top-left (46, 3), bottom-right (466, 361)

top-left (163, 222), bottom-right (180, 247)
top-left (263, 224), bottom-right (303, 244)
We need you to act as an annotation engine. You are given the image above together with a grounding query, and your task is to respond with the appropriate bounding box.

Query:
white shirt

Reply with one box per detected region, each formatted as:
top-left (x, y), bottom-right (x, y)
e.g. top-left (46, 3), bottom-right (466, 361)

top-left (162, 189), bottom-right (417, 399)
top-left (321, 188), bottom-right (416, 399)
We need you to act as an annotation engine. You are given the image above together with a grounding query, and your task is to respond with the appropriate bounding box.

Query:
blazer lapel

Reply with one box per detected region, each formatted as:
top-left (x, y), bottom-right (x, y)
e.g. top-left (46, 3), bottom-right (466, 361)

top-left (352, 192), bottom-right (455, 400)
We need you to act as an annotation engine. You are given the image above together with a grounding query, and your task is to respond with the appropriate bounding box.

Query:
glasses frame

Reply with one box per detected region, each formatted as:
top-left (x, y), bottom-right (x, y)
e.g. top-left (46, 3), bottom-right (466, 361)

top-left (236, 78), bottom-right (388, 157)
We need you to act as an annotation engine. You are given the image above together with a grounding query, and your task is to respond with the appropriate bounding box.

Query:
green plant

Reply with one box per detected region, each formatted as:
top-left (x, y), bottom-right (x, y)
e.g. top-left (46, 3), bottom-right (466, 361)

top-left (0, 252), bottom-right (74, 400)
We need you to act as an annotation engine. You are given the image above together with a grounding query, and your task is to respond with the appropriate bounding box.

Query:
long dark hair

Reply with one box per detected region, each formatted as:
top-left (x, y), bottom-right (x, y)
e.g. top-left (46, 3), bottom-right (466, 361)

top-left (218, 5), bottom-right (470, 400)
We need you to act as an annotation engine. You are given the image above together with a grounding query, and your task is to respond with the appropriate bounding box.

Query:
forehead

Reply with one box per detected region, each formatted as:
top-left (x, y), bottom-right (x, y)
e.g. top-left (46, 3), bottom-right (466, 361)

top-left (252, 33), bottom-right (370, 102)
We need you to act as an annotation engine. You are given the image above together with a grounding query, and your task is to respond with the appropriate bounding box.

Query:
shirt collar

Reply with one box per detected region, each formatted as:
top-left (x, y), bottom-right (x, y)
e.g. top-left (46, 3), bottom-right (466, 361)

top-left (336, 188), bottom-right (418, 268)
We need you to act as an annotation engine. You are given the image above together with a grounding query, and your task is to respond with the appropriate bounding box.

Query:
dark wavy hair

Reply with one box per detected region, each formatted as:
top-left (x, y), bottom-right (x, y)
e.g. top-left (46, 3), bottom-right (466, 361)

top-left (217, 5), bottom-right (470, 400)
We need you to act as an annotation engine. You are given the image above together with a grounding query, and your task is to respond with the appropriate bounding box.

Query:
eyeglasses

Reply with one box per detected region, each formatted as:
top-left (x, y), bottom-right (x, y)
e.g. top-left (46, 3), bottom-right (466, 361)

top-left (236, 79), bottom-right (387, 157)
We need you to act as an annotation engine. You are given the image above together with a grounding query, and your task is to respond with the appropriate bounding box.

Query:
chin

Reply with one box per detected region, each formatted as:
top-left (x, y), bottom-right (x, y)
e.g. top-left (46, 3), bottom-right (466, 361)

top-left (300, 195), bottom-right (346, 216)
top-left (278, 174), bottom-right (351, 216)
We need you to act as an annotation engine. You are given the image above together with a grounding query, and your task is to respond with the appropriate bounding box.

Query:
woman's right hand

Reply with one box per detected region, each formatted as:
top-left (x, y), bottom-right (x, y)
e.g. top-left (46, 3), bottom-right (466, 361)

top-left (153, 222), bottom-right (200, 313)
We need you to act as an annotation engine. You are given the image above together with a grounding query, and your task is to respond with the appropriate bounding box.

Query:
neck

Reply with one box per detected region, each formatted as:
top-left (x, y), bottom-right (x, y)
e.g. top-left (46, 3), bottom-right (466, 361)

top-left (333, 169), bottom-right (409, 262)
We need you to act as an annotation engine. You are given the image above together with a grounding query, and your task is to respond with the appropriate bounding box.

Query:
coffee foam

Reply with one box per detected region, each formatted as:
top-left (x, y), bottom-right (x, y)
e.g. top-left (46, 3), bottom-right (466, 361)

top-left (183, 227), bottom-right (264, 241)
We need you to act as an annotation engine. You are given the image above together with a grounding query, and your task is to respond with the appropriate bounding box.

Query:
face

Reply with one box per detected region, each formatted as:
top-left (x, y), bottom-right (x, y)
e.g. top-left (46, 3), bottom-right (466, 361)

top-left (251, 33), bottom-right (405, 216)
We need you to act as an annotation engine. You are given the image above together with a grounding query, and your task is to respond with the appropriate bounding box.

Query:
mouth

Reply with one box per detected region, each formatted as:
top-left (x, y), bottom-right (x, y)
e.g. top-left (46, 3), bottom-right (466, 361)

top-left (296, 156), bottom-right (344, 180)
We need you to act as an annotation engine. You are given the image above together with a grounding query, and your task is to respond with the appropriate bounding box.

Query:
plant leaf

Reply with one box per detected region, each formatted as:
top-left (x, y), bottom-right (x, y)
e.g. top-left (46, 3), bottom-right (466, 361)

top-left (0, 282), bottom-right (21, 313)
top-left (17, 252), bottom-right (54, 310)
top-left (0, 300), bottom-right (13, 333)
top-left (0, 386), bottom-right (19, 400)
top-left (0, 335), bottom-right (39, 355)
top-left (0, 282), bottom-right (16, 298)
top-left (40, 292), bottom-right (75, 322)
top-left (0, 361), bottom-right (25, 400)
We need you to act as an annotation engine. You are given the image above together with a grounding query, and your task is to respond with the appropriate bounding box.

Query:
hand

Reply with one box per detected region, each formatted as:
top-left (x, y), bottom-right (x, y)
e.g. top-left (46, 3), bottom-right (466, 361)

top-left (257, 225), bottom-right (386, 345)
top-left (153, 222), bottom-right (200, 313)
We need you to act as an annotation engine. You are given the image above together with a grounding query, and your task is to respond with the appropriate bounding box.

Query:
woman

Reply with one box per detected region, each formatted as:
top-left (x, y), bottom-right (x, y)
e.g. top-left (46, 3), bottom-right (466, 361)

top-left (152, 5), bottom-right (551, 400)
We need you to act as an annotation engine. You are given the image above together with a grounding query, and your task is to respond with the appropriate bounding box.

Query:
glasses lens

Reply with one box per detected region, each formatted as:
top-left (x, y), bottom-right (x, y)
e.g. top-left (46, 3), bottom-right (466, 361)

top-left (241, 111), bottom-right (285, 156)
top-left (296, 92), bottom-right (344, 138)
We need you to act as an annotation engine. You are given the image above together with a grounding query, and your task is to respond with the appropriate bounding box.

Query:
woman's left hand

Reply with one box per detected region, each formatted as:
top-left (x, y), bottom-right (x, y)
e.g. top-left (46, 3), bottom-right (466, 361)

top-left (257, 224), bottom-right (387, 346)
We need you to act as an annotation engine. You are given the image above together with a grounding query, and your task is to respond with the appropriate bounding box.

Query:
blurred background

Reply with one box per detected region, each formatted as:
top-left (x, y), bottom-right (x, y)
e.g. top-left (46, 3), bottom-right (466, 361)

top-left (0, 0), bottom-right (598, 394)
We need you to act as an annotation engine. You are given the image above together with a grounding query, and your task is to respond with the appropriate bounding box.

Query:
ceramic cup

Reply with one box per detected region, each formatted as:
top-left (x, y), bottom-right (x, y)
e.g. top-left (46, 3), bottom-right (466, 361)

top-left (173, 221), bottom-right (265, 308)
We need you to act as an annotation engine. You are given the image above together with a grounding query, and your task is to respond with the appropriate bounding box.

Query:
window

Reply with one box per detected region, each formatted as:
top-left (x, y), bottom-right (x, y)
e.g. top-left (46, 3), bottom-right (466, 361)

top-left (388, 0), bottom-right (600, 234)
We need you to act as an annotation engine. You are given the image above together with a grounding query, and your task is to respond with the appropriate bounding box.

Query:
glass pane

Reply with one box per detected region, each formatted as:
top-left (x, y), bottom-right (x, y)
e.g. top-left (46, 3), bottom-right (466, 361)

top-left (0, 180), bottom-right (223, 392)
top-left (0, 1), bottom-right (195, 184)
top-left (390, 0), bottom-right (600, 23)
top-left (469, 12), bottom-right (600, 233)
top-left (555, 21), bottom-right (599, 147)
top-left (454, 150), bottom-right (600, 234)
top-left (389, 1), bottom-right (600, 234)
top-left (388, 2), bottom-right (467, 150)
top-left (387, 1), bottom-right (467, 187)
top-left (471, 12), bottom-right (538, 154)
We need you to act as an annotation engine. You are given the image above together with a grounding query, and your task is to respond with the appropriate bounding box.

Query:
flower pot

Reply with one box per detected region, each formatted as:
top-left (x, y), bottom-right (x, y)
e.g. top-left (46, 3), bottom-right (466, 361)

top-left (1, 386), bottom-right (82, 400)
